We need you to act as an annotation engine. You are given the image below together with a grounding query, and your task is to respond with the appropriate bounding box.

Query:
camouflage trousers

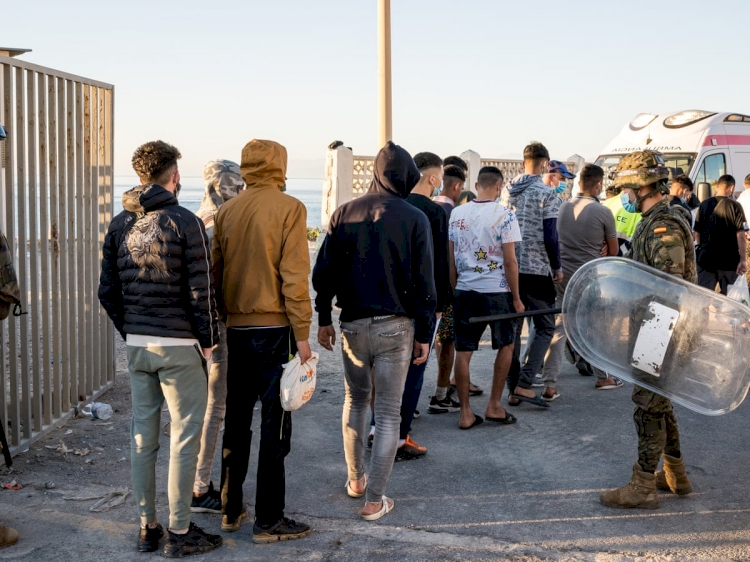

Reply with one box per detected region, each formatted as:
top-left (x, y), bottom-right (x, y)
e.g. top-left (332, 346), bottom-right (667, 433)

top-left (632, 385), bottom-right (681, 473)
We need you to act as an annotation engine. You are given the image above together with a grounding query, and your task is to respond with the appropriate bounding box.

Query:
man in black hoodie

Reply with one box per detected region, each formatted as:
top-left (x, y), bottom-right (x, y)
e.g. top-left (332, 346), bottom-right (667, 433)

top-left (99, 141), bottom-right (222, 558)
top-left (314, 141), bottom-right (436, 521)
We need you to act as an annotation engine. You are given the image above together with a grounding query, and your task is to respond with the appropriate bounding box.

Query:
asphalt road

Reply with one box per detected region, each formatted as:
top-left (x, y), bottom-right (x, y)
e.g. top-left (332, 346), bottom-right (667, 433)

top-left (0, 308), bottom-right (748, 561)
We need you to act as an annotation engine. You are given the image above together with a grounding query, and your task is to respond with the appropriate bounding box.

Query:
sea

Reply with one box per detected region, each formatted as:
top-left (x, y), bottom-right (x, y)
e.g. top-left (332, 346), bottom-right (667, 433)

top-left (114, 176), bottom-right (324, 229)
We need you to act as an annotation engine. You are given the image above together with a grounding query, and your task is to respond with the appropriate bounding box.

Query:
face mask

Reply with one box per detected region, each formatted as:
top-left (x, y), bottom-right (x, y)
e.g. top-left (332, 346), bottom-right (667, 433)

top-left (680, 197), bottom-right (687, 204)
top-left (621, 192), bottom-right (637, 212)
top-left (432, 181), bottom-right (443, 198)
top-left (555, 181), bottom-right (567, 194)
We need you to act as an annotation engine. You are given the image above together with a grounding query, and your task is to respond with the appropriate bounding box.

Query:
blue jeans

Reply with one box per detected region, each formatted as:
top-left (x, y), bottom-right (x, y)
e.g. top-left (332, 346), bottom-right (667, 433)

top-left (398, 359), bottom-right (427, 440)
top-left (340, 316), bottom-right (414, 503)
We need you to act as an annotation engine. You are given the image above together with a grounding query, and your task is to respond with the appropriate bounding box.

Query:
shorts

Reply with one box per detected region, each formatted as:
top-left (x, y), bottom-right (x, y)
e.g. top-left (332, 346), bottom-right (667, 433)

top-left (436, 303), bottom-right (454, 342)
top-left (454, 289), bottom-right (517, 352)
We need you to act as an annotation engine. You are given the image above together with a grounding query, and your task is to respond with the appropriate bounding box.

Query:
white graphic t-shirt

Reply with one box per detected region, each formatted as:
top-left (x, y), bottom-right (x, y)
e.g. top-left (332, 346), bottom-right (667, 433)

top-left (449, 199), bottom-right (522, 293)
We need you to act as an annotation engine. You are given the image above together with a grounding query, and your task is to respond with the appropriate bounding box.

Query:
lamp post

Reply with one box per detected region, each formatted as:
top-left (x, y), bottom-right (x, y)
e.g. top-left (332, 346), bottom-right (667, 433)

top-left (377, 0), bottom-right (392, 148)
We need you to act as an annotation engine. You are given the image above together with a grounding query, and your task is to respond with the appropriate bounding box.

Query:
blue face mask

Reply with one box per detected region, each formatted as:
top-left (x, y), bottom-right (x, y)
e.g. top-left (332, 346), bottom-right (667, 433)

top-left (555, 181), bottom-right (567, 194)
top-left (620, 192), bottom-right (636, 213)
top-left (431, 183), bottom-right (442, 198)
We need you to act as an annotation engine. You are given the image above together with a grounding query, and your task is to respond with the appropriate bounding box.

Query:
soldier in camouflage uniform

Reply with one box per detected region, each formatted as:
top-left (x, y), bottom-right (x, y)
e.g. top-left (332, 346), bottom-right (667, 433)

top-left (600, 150), bottom-right (696, 510)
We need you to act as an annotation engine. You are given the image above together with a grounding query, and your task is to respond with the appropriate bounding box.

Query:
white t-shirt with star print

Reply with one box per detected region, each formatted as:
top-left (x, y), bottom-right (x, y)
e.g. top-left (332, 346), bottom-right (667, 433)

top-left (449, 199), bottom-right (522, 293)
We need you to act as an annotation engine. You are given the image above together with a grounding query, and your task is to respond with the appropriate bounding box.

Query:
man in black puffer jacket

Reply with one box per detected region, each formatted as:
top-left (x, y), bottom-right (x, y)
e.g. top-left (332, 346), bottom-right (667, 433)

top-left (98, 141), bottom-right (222, 558)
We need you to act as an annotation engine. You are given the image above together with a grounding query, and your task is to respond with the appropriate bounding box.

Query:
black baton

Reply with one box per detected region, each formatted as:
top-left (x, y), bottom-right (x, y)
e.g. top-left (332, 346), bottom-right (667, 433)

top-left (468, 307), bottom-right (562, 324)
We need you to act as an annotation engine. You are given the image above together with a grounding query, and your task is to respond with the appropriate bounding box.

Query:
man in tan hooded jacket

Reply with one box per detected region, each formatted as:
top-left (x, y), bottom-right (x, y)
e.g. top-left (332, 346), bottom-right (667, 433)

top-left (212, 140), bottom-right (313, 543)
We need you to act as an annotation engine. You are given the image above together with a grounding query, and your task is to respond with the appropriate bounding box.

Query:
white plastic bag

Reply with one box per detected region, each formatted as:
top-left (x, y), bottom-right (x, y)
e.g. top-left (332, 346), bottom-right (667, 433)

top-left (280, 352), bottom-right (319, 411)
top-left (727, 275), bottom-right (750, 308)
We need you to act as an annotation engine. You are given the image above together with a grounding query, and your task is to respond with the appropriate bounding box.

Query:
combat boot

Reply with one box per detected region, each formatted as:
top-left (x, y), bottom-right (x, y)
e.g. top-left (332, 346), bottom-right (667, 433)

top-left (600, 463), bottom-right (659, 509)
top-left (655, 453), bottom-right (692, 495)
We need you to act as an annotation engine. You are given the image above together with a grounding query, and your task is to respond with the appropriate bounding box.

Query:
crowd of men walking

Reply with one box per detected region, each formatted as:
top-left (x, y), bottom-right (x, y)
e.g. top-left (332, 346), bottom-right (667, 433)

top-left (1, 136), bottom-right (739, 556)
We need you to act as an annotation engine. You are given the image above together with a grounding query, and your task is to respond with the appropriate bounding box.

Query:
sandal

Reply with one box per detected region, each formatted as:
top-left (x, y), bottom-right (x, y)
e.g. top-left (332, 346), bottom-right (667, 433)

top-left (450, 383), bottom-right (484, 396)
top-left (458, 414), bottom-right (484, 430)
top-left (510, 393), bottom-right (550, 408)
top-left (596, 377), bottom-right (624, 390)
top-left (485, 412), bottom-right (517, 425)
top-left (362, 496), bottom-right (394, 521)
top-left (345, 474), bottom-right (368, 498)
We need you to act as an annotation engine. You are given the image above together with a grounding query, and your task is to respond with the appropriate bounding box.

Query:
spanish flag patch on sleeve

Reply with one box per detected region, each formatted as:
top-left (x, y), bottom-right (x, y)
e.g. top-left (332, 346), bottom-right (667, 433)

top-left (653, 226), bottom-right (667, 234)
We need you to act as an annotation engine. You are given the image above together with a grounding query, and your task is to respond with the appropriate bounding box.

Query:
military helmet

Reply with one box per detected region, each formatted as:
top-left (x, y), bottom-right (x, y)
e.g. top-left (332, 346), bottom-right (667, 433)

top-left (612, 150), bottom-right (670, 194)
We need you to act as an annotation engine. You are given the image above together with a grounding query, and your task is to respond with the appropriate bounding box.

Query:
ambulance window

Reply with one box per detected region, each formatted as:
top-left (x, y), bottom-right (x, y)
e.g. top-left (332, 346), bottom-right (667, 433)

top-left (695, 153), bottom-right (726, 192)
top-left (661, 154), bottom-right (695, 179)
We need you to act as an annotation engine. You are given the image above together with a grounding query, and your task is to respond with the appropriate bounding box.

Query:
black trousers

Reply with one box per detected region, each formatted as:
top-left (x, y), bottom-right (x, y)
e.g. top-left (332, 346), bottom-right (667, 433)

top-left (220, 326), bottom-right (295, 526)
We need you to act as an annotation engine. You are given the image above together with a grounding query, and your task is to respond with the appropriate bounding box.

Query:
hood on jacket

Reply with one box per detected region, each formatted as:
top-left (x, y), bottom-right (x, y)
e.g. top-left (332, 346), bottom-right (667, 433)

top-left (195, 159), bottom-right (244, 221)
top-left (122, 184), bottom-right (177, 214)
top-left (507, 173), bottom-right (547, 195)
top-left (240, 140), bottom-right (287, 190)
top-left (367, 141), bottom-right (420, 199)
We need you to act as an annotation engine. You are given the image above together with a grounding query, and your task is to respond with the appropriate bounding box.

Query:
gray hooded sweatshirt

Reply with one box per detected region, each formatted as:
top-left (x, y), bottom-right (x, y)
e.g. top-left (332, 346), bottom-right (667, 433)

top-left (499, 174), bottom-right (561, 276)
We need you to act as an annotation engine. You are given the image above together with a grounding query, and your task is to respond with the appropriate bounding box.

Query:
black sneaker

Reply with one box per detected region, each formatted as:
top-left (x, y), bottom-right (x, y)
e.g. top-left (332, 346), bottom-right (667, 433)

top-left (163, 522), bottom-right (222, 558)
top-left (367, 433), bottom-right (374, 449)
top-left (191, 482), bottom-right (222, 514)
top-left (252, 517), bottom-right (311, 544)
top-left (137, 523), bottom-right (163, 553)
top-left (412, 409), bottom-right (420, 419)
top-left (427, 394), bottom-right (460, 414)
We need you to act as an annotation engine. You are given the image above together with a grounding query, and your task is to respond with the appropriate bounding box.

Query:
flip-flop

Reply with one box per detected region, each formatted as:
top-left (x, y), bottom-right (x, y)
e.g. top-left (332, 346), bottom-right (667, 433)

top-left (459, 414), bottom-right (484, 430)
top-left (469, 384), bottom-right (484, 396)
top-left (511, 394), bottom-right (550, 408)
top-left (485, 412), bottom-right (517, 425)
top-left (362, 496), bottom-right (394, 521)
top-left (450, 384), bottom-right (484, 396)
top-left (596, 377), bottom-right (624, 390)
top-left (542, 391), bottom-right (561, 402)
top-left (345, 474), bottom-right (368, 498)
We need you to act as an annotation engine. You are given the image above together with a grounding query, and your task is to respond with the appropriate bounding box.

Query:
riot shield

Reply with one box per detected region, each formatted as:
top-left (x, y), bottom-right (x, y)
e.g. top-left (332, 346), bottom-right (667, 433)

top-left (562, 257), bottom-right (750, 415)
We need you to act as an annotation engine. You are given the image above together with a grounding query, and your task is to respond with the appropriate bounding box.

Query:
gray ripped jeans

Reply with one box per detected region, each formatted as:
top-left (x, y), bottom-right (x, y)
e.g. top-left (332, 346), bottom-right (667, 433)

top-left (340, 316), bottom-right (414, 504)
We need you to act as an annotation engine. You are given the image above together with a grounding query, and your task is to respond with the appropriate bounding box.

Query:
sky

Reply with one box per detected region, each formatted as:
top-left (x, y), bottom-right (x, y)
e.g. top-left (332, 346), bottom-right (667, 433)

top-left (4, 0), bottom-right (749, 178)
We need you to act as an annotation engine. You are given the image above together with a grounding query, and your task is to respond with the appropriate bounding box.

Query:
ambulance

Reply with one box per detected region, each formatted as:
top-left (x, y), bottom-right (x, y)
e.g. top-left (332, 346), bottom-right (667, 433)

top-left (592, 110), bottom-right (750, 197)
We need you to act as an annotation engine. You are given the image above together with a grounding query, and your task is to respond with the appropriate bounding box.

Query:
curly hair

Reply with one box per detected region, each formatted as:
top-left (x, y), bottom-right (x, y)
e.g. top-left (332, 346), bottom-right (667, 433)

top-left (132, 141), bottom-right (181, 184)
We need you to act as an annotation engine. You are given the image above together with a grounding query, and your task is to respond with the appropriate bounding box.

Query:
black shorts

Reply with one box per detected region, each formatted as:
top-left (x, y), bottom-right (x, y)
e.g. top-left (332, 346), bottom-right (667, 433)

top-left (454, 289), bottom-right (517, 352)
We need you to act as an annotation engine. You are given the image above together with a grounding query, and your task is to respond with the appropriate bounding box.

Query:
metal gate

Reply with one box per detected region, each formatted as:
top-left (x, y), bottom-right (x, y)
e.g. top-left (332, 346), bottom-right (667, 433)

top-left (0, 54), bottom-right (115, 454)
